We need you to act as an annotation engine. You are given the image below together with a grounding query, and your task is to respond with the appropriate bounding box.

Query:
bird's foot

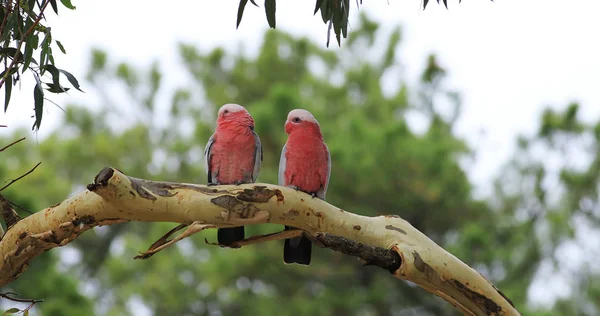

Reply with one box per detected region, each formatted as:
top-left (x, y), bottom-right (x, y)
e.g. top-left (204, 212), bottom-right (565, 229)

top-left (207, 182), bottom-right (220, 187)
top-left (310, 192), bottom-right (317, 199)
top-left (233, 180), bottom-right (243, 185)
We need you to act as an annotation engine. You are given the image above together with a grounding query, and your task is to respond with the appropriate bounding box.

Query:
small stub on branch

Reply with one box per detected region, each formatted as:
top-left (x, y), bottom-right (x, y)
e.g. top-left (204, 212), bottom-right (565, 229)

top-left (314, 233), bottom-right (402, 273)
top-left (0, 195), bottom-right (22, 229)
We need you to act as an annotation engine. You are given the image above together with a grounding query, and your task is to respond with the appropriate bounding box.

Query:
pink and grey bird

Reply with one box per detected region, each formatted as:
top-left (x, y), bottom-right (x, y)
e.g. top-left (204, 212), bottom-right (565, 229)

top-left (278, 109), bottom-right (331, 265)
top-left (204, 103), bottom-right (263, 245)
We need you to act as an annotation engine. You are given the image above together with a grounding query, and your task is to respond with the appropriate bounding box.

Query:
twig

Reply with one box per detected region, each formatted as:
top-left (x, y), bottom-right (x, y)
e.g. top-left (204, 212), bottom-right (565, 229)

top-left (0, 0), bottom-right (51, 89)
top-left (0, 161), bottom-right (41, 191)
top-left (0, 137), bottom-right (25, 152)
top-left (135, 222), bottom-right (217, 259)
top-left (211, 229), bottom-right (303, 248)
top-left (44, 98), bottom-right (65, 112)
top-left (0, 291), bottom-right (44, 312)
top-left (8, 199), bottom-right (34, 214)
top-left (0, 1), bottom-right (14, 42)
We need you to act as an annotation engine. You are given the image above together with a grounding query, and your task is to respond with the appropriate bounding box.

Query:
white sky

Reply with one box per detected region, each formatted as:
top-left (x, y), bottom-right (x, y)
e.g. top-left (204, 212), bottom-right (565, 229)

top-left (1, 0), bottom-right (599, 310)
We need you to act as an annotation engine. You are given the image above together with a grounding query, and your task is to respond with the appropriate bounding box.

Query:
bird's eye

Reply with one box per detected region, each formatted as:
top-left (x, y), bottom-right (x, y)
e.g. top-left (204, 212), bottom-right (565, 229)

top-left (292, 117), bottom-right (301, 123)
top-left (223, 110), bottom-right (229, 114)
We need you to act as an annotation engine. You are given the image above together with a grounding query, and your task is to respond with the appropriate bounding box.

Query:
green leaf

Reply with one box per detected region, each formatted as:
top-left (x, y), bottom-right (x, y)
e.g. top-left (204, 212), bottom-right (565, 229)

top-left (0, 67), bottom-right (18, 80)
top-left (333, 6), bottom-right (342, 46)
top-left (3, 307), bottom-right (20, 315)
top-left (236, 0), bottom-right (249, 29)
top-left (23, 16), bottom-right (34, 39)
top-left (4, 74), bottom-right (12, 112)
top-left (31, 33), bottom-right (39, 48)
top-left (32, 79), bottom-right (44, 131)
top-left (42, 64), bottom-right (61, 88)
top-left (48, 47), bottom-right (55, 65)
top-left (264, 0), bottom-right (276, 29)
top-left (23, 310), bottom-right (28, 316)
top-left (320, 0), bottom-right (334, 24)
top-left (26, 0), bottom-right (36, 14)
top-left (341, 0), bottom-right (349, 38)
top-left (40, 35), bottom-right (49, 67)
top-left (14, 8), bottom-right (24, 39)
top-left (50, 0), bottom-right (58, 14)
top-left (313, 0), bottom-right (324, 14)
top-left (60, 0), bottom-right (76, 9)
top-left (58, 68), bottom-right (83, 92)
top-left (56, 40), bottom-right (66, 54)
top-left (1, 13), bottom-right (16, 39)
top-left (44, 82), bottom-right (70, 93)
top-left (23, 34), bottom-right (35, 71)
top-left (0, 47), bottom-right (23, 62)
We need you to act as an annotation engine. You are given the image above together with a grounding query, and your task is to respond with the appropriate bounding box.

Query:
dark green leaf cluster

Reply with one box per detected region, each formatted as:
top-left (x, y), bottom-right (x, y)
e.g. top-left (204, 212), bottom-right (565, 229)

top-left (422, 0), bottom-right (478, 10)
top-left (236, 0), bottom-right (494, 47)
top-left (237, 0), bottom-right (361, 47)
top-left (0, 0), bottom-right (81, 131)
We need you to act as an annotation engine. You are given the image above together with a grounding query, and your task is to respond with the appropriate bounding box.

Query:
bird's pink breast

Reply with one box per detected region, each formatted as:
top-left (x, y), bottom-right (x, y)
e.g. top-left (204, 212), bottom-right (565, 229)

top-left (210, 126), bottom-right (256, 184)
top-left (284, 133), bottom-right (328, 194)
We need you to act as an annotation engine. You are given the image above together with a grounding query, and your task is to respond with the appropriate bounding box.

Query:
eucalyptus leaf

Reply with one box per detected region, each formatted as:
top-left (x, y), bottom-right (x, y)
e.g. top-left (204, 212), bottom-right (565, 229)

top-left (23, 34), bottom-right (35, 70)
top-left (0, 47), bottom-right (23, 62)
top-left (236, 0), bottom-right (249, 29)
top-left (44, 82), bottom-right (70, 93)
top-left (58, 68), bottom-right (83, 92)
top-left (31, 33), bottom-right (39, 48)
top-left (3, 308), bottom-right (20, 315)
top-left (56, 40), bottom-right (66, 54)
top-left (265, 0), bottom-right (276, 29)
top-left (60, 0), bottom-right (76, 9)
top-left (27, 0), bottom-right (36, 14)
top-left (4, 74), bottom-right (12, 111)
top-left (42, 64), bottom-right (61, 87)
top-left (32, 80), bottom-right (44, 130)
top-left (50, 0), bottom-right (58, 14)
top-left (313, 0), bottom-right (324, 15)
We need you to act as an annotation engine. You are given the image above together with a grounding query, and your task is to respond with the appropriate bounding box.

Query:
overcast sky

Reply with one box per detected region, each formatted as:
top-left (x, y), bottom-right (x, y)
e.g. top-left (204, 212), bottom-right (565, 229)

top-left (1, 0), bottom-right (599, 308)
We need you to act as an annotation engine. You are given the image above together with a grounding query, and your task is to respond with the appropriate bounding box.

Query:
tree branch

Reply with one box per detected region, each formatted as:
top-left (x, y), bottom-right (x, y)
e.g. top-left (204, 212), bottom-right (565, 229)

top-left (0, 137), bottom-right (25, 152)
top-left (0, 166), bottom-right (519, 316)
top-left (0, 161), bottom-right (41, 191)
top-left (0, 291), bottom-right (43, 312)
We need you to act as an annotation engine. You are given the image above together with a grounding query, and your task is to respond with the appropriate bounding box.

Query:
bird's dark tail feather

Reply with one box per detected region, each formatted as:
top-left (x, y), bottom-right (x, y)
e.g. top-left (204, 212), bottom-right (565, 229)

top-left (217, 227), bottom-right (245, 246)
top-left (283, 225), bottom-right (312, 265)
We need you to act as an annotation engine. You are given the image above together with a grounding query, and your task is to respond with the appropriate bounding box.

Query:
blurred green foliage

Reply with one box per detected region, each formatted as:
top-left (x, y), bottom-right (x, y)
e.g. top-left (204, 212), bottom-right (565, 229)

top-left (1, 13), bottom-right (599, 316)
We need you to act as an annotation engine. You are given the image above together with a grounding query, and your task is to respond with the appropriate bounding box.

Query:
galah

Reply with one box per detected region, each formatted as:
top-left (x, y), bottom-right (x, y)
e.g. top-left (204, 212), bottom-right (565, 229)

top-left (204, 103), bottom-right (263, 245)
top-left (278, 109), bottom-right (331, 265)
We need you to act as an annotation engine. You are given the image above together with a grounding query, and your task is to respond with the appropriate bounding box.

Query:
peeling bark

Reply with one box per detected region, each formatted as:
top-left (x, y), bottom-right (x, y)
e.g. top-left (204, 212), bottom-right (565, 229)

top-left (0, 194), bottom-right (21, 229)
top-left (0, 166), bottom-right (519, 316)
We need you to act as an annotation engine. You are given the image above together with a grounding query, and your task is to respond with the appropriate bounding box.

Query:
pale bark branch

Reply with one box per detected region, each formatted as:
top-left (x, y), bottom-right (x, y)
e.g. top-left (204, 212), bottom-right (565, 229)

top-left (0, 166), bottom-right (519, 316)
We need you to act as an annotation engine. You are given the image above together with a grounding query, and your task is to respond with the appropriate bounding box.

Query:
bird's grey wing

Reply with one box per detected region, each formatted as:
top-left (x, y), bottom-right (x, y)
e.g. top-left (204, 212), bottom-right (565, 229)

top-left (204, 134), bottom-right (216, 184)
top-left (278, 143), bottom-right (287, 186)
top-left (316, 144), bottom-right (331, 200)
top-left (251, 130), bottom-right (263, 183)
